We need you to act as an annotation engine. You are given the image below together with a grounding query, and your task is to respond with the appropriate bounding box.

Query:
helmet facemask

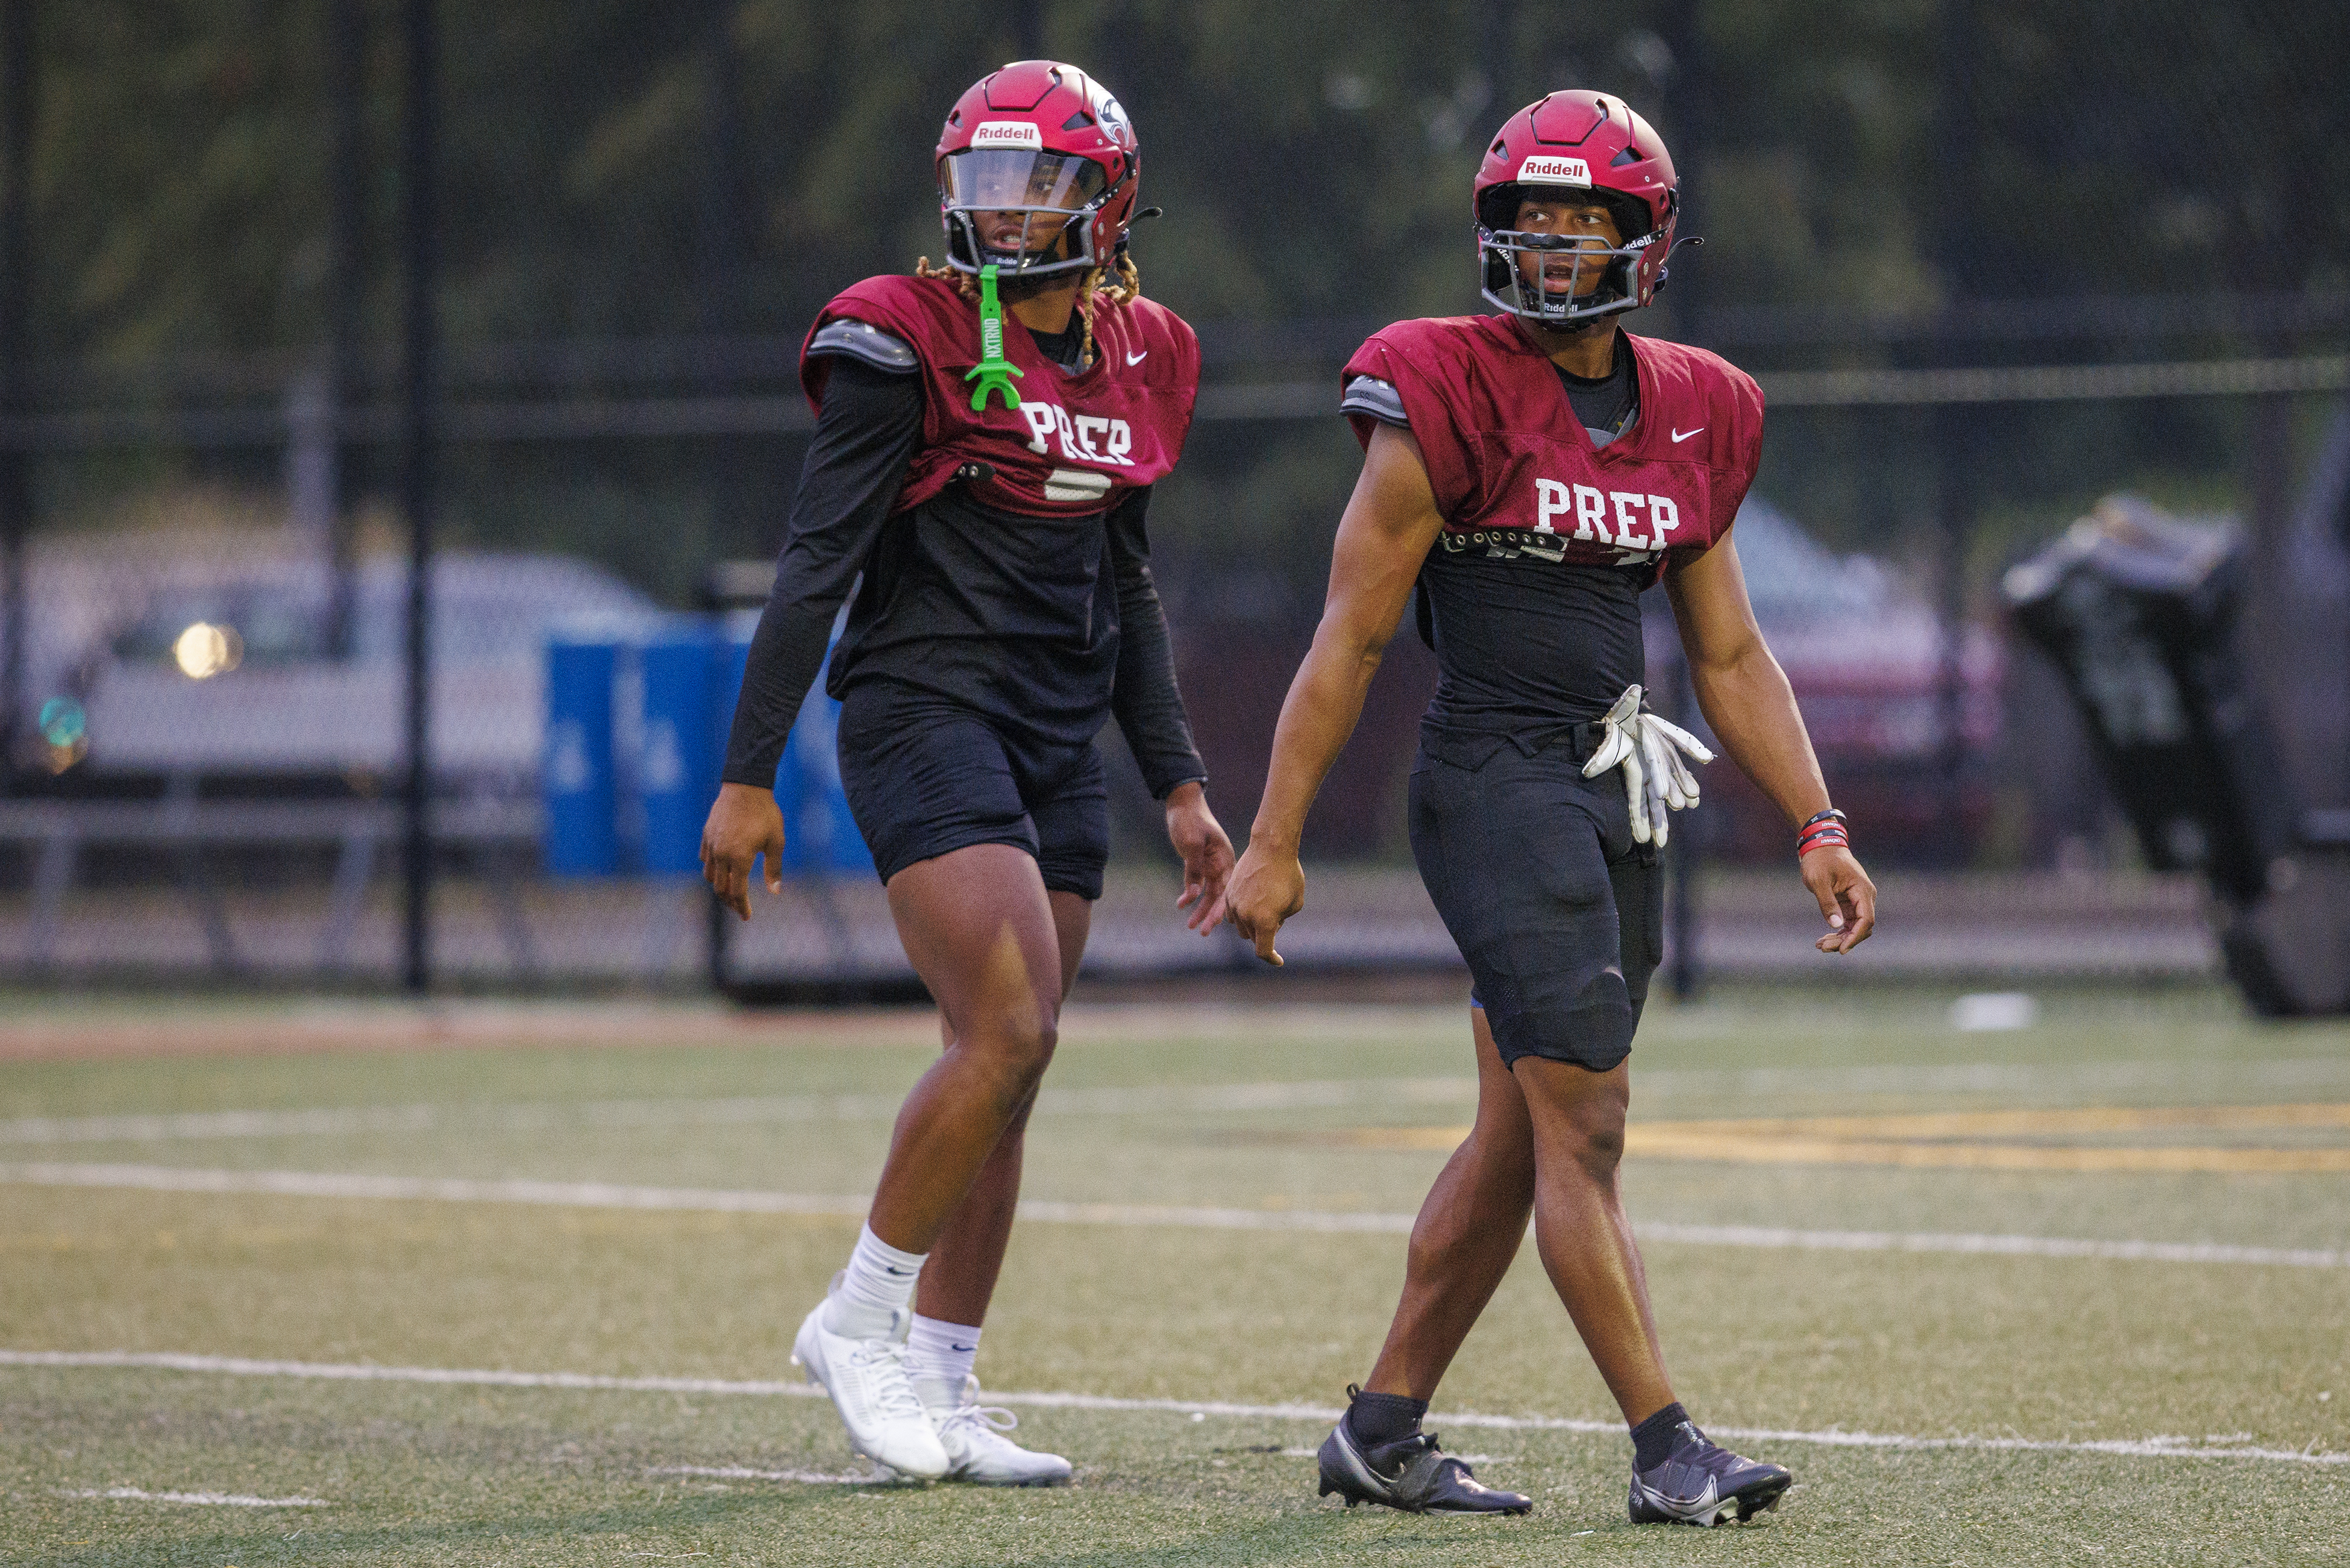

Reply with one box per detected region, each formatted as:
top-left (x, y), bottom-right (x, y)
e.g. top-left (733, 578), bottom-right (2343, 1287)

top-left (939, 147), bottom-right (1118, 280)
top-left (1477, 183), bottom-right (1653, 327)
top-left (1479, 228), bottom-right (1659, 326)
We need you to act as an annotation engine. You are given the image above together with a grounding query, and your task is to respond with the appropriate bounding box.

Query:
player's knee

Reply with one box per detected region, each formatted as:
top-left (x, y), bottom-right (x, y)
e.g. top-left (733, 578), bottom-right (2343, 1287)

top-left (1574, 1119), bottom-right (1626, 1179)
top-left (1562, 1099), bottom-right (1627, 1181)
top-left (968, 1005), bottom-right (1058, 1094)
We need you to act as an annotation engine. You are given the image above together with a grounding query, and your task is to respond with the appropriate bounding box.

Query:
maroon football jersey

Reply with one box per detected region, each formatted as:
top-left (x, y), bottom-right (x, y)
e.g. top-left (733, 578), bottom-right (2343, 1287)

top-left (1342, 315), bottom-right (1762, 579)
top-left (803, 274), bottom-right (1200, 519)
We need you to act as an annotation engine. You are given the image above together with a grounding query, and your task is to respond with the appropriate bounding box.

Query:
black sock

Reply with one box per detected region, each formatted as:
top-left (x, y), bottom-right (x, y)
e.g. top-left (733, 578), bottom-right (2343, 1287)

top-left (1631, 1402), bottom-right (1691, 1470)
top-left (1345, 1388), bottom-right (1429, 1449)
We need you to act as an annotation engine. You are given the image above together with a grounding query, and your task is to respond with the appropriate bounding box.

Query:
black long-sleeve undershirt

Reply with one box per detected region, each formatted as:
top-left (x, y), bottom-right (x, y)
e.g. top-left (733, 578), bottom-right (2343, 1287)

top-left (1103, 488), bottom-right (1205, 798)
top-left (722, 359), bottom-right (923, 789)
top-left (721, 352), bottom-right (1206, 799)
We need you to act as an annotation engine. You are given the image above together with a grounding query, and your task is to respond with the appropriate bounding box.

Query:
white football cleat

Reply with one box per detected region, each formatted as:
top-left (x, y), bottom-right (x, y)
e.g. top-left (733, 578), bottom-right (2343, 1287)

top-left (790, 1293), bottom-right (950, 1481)
top-left (917, 1374), bottom-right (1073, 1486)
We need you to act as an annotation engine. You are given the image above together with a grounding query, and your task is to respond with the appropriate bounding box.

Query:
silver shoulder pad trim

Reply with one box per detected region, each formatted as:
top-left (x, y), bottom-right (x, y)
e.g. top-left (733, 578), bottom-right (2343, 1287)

top-left (808, 321), bottom-right (918, 373)
top-left (1340, 375), bottom-right (1410, 428)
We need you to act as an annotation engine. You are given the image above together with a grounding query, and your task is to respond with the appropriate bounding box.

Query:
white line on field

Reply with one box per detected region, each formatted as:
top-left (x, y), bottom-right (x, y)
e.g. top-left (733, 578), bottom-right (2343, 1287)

top-left (5, 1161), bottom-right (2343, 1268)
top-left (0, 1079), bottom-right (1478, 1147)
top-left (1631, 1221), bottom-right (2350, 1270)
top-left (6, 1350), bottom-right (2341, 1469)
top-left (11, 1057), bottom-right (2349, 1147)
top-left (60, 1485), bottom-right (328, 1507)
top-left (0, 1162), bottom-right (874, 1217)
top-left (649, 1464), bottom-right (886, 1485)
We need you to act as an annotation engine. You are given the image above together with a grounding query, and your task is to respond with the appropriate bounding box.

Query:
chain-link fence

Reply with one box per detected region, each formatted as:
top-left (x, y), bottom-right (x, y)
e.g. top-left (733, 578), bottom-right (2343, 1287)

top-left (2, 0), bottom-right (2346, 999)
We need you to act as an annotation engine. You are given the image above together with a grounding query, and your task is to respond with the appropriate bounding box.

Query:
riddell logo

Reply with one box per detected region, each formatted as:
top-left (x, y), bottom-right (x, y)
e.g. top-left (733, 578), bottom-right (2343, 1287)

top-left (1520, 155), bottom-right (1593, 186)
top-left (971, 121), bottom-right (1044, 150)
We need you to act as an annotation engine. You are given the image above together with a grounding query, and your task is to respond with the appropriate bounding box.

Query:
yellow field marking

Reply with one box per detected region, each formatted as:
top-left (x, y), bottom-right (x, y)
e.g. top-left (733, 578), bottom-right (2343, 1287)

top-left (1299, 1103), bottom-right (2350, 1173)
top-left (1637, 1103), bottom-right (2350, 1139)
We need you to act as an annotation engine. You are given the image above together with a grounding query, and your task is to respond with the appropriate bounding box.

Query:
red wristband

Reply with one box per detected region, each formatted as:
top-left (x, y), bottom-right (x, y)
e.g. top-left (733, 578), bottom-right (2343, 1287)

top-left (1797, 826), bottom-right (1849, 858)
top-left (1798, 809), bottom-right (1849, 859)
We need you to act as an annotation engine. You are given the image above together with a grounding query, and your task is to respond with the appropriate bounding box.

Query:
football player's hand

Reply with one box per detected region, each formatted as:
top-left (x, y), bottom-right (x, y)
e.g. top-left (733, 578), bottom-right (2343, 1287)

top-left (1802, 844), bottom-right (1876, 954)
top-left (1227, 839), bottom-right (1305, 967)
top-left (1165, 782), bottom-right (1236, 933)
top-left (701, 782), bottom-right (785, 921)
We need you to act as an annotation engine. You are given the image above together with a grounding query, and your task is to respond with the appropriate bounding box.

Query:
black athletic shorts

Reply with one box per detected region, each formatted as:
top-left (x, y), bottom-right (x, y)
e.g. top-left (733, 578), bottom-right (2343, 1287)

top-left (1407, 732), bottom-right (1665, 1073)
top-left (835, 681), bottom-right (1110, 899)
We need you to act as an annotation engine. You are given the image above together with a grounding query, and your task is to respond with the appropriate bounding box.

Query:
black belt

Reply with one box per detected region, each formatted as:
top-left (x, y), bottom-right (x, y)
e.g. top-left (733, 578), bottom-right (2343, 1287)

top-left (1438, 525), bottom-right (1571, 561)
top-left (1419, 714), bottom-right (1612, 770)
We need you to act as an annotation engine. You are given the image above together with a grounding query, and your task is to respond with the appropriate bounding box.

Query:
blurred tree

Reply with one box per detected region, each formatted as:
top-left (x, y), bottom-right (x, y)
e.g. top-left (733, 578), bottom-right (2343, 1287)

top-left (5, 0), bottom-right (2341, 587)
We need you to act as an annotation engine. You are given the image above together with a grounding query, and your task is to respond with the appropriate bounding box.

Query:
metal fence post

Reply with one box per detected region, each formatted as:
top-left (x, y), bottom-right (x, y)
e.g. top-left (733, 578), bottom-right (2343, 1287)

top-left (0, 0), bottom-right (32, 780)
top-left (400, 0), bottom-right (439, 994)
top-left (325, 0), bottom-right (366, 661)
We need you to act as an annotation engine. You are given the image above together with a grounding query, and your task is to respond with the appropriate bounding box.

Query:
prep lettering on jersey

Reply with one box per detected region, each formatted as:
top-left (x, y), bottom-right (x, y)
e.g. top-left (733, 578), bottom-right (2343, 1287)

top-left (1020, 400), bottom-right (1134, 466)
top-left (1529, 477), bottom-right (1682, 551)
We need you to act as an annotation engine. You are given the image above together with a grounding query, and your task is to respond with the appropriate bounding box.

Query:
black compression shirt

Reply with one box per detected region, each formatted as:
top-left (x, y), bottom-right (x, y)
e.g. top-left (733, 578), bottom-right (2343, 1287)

top-left (722, 344), bottom-right (1206, 798)
top-left (1027, 313), bottom-right (1088, 372)
top-left (1347, 328), bottom-right (1648, 768)
top-left (1553, 332), bottom-right (1637, 444)
top-left (1413, 547), bottom-right (1648, 768)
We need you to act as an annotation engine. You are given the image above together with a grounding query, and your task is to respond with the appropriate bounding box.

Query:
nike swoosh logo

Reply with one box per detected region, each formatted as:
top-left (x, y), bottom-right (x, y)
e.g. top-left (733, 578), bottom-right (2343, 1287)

top-left (1639, 1475), bottom-right (1720, 1516)
top-left (1126, 350), bottom-right (1148, 365)
top-left (882, 1265), bottom-right (913, 1275)
top-left (950, 1343), bottom-right (977, 1353)
top-left (1670, 426), bottom-right (1704, 442)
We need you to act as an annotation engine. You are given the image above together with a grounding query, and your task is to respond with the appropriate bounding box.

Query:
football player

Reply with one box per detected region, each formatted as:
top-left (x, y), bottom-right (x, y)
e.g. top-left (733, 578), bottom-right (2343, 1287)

top-left (701, 60), bottom-right (1232, 1485)
top-left (1227, 90), bottom-right (1876, 1525)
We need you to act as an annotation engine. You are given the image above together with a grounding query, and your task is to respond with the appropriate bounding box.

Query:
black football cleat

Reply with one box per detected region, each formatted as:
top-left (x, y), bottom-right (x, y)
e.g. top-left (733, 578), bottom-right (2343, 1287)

top-left (1627, 1419), bottom-right (1791, 1526)
top-left (1317, 1414), bottom-right (1532, 1516)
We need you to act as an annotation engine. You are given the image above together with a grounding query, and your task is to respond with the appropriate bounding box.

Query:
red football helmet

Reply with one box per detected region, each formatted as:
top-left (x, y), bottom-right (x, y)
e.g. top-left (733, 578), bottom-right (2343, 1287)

top-left (934, 60), bottom-right (1140, 281)
top-left (1473, 90), bottom-right (1683, 326)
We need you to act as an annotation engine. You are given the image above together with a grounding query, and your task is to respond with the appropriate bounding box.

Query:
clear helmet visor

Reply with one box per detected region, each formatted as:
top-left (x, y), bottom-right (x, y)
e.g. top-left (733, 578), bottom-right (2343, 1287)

top-left (941, 148), bottom-right (1108, 212)
top-left (939, 149), bottom-right (1111, 274)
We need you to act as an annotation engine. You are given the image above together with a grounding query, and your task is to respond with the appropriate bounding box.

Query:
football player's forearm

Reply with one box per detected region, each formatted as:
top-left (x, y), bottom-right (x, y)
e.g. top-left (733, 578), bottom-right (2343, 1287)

top-left (1691, 648), bottom-right (1832, 829)
top-left (1249, 631), bottom-right (1383, 853)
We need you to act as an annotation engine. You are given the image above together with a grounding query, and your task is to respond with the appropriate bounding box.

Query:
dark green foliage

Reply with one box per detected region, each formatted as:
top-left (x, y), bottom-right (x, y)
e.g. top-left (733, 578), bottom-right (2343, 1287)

top-left (8, 1), bottom-right (2346, 583)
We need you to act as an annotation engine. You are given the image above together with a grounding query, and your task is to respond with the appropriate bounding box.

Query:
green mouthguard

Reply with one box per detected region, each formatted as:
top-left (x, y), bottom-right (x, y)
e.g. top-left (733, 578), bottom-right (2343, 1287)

top-left (964, 263), bottom-right (1026, 411)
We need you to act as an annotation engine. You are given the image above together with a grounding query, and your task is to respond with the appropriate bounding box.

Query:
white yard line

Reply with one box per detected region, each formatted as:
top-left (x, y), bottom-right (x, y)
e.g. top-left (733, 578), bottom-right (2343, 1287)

top-left (0, 1162), bottom-right (876, 1217)
top-left (0, 1080), bottom-right (1476, 1146)
top-left (60, 1484), bottom-right (328, 1507)
top-left (4, 1161), bottom-right (2342, 1267)
top-left (11, 1057), bottom-right (2350, 1147)
top-left (5, 1350), bottom-right (2340, 1469)
top-left (1632, 1221), bottom-right (2348, 1270)
top-left (648, 1464), bottom-right (885, 1485)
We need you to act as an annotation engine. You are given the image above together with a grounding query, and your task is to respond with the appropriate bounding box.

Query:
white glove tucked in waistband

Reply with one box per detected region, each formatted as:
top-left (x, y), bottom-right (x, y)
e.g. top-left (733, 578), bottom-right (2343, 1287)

top-left (1579, 684), bottom-right (1716, 847)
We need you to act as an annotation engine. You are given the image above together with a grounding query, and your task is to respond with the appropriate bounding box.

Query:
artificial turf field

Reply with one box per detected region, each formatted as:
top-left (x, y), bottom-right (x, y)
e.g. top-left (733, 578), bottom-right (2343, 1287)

top-left (1, 985), bottom-right (2345, 1565)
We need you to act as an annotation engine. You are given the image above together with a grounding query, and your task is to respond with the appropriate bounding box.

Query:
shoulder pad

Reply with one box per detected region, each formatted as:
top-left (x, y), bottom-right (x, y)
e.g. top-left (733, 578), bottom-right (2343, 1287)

top-left (1340, 375), bottom-right (1410, 428)
top-left (807, 319), bottom-right (918, 374)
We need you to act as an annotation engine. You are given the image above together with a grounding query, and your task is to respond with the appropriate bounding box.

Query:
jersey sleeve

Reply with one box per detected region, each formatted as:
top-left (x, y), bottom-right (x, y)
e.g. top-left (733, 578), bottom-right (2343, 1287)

top-left (1713, 365), bottom-right (1766, 537)
top-left (1341, 326), bottom-right (1479, 519)
top-left (1157, 305), bottom-right (1204, 462)
top-left (1665, 359), bottom-right (1767, 574)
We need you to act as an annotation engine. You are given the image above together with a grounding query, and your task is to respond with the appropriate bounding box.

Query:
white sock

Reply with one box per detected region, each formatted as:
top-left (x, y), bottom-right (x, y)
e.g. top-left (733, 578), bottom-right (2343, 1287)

top-left (906, 1315), bottom-right (982, 1401)
top-left (822, 1223), bottom-right (926, 1338)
